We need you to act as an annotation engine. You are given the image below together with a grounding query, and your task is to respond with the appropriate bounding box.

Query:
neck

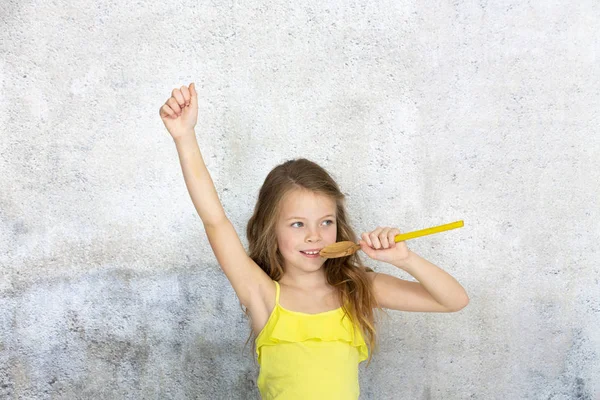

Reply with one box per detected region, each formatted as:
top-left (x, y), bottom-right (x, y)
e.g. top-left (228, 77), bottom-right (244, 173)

top-left (279, 267), bottom-right (329, 290)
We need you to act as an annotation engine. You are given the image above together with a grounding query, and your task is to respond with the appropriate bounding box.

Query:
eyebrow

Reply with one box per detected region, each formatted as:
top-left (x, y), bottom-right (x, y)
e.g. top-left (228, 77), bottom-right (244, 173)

top-left (286, 214), bottom-right (336, 221)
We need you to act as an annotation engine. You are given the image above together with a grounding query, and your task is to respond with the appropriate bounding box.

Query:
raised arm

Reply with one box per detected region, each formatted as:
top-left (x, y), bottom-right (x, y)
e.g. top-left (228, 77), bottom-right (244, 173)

top-left (159, 83), bottom-right (273, 311)
top-left (173, 134), bottom-right (226, 225)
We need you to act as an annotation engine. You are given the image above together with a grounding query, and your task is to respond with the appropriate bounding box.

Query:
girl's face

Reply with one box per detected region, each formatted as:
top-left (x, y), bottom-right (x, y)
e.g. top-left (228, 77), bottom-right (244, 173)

top-left (275, 189), bottom-right (337, 274)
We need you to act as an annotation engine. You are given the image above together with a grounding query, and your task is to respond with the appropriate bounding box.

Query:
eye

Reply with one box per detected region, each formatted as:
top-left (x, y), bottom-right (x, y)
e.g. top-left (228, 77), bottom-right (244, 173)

top-left (291, 221), bottom-right (303, 228)
top-left (323, 219), bottom-right (335, 226)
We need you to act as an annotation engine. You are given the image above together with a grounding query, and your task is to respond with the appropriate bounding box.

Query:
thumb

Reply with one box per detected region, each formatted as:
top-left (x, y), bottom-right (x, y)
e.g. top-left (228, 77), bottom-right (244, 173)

top-left (189, 82), bottom-right (198, 106)
top-left (359, 240), bottom-right (377, 260)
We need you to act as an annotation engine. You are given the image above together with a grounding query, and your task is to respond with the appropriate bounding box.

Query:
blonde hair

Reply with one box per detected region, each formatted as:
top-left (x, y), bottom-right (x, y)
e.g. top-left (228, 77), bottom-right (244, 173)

top-left (245, 158), bottom-right (380, 363)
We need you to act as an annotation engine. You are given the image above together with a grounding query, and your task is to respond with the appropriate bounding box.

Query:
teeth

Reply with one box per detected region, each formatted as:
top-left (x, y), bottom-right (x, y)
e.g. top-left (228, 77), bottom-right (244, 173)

top-left (302, 251), bottom-right (319, 255)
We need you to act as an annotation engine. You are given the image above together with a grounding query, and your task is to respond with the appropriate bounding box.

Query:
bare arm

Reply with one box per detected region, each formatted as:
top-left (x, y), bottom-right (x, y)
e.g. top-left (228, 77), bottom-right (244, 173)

top-left (394, 251), bottom-right (469, 311)
top-left (159, 83), bottom-right (273, 310)
top-left (358, 227), bottom-right (469, 313)
top-left (173, 133), bottom-right (227, 225)
top-left (368, 251), bottom-right (469, 313)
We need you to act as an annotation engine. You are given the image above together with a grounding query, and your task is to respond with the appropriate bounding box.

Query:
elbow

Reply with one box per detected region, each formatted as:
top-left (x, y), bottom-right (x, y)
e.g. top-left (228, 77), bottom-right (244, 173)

top-left (455, 294), bottom-right (470, 312)
top-left (446, 293), bottom-right (470, 313)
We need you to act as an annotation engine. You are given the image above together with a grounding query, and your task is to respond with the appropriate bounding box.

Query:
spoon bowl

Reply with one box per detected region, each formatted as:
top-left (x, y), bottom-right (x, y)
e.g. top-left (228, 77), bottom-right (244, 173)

top-left (319, 242), bottom-right (361, 258)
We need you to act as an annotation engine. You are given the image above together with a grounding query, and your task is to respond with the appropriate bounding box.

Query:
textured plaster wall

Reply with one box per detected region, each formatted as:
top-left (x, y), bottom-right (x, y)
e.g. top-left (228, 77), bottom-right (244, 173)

top-left (1, 1), bottom-right (599, 399)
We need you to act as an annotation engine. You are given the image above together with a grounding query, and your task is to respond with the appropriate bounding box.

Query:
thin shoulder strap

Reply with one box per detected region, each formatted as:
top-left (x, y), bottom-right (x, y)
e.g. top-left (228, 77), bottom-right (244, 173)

top-left (273, 281), bottom-right (280, 305)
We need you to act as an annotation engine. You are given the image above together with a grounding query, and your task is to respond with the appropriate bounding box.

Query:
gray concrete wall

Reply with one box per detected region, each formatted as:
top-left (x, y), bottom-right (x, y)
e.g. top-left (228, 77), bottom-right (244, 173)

top-left (1, 1), bottom-right (599, 399)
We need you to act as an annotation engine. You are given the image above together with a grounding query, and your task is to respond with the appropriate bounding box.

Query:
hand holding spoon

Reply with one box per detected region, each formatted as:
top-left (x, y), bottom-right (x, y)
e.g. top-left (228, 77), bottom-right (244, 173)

top-left (319, 220), bottom-right (464, 259)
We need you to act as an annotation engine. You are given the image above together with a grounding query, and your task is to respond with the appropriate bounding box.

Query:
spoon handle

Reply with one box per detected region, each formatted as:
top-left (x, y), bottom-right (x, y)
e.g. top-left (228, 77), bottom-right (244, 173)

top-left (394, 220), bottom-right (464, 242)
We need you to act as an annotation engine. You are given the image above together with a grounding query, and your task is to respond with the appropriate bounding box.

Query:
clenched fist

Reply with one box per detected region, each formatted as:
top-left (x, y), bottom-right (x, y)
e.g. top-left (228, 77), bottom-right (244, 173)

top-left (359, 226), bottom-right (410, 265)
top-left (159, 82), bottom-right (198, 141)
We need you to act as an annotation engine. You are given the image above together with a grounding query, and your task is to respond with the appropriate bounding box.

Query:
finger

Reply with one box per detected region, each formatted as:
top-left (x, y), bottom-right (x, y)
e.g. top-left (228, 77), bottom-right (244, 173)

top-left (171, 88), bottom-right (186, 107)
top-left (180, 85), bottom-right (191, 106)
top-left (369, 227), bottom-right (383, 249)
top-left (159, 104), bottom-right (177, 119)
top-left (359, 240), bottom-right (377, 259)
top-left (361, 232), bottom-right (372, 247)
top-left (380, 227), bottom-right (391, 248)
top-left (167, 97), bottom-right (182, 115)
top-left (389, 228), bottom-right (401, 248)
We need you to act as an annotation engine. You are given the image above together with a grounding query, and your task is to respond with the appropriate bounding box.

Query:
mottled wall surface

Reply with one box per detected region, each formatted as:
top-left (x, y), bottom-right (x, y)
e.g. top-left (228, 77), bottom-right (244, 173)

top-left (1, 1), bottom-right (599, 399)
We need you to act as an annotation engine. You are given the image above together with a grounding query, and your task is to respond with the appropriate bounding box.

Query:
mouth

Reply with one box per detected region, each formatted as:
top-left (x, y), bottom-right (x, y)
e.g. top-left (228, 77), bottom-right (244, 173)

top-left (300, 249), bottom-right (322, 258)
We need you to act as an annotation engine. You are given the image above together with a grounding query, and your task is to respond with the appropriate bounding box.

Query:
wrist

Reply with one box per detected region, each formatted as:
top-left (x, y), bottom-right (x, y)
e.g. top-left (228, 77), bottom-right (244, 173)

top-left (173, 131), bottom-right (197, 145)
top-left (392, 250), bottom-right (418, 271)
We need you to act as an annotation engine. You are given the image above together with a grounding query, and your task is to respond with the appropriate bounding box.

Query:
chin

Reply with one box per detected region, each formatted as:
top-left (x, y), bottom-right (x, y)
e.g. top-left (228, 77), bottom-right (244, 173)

top-left (302, 260), bottom-right (327, 271)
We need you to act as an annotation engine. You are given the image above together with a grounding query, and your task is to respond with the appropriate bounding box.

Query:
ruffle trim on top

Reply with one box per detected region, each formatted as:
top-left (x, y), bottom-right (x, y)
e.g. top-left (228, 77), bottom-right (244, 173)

top-left (256, 305), bottom-right (369, 364)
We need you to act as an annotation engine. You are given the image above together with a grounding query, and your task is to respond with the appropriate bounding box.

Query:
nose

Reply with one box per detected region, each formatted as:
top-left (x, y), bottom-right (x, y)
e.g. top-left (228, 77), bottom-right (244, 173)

top-left (306, 229), bottom-right (322, 243)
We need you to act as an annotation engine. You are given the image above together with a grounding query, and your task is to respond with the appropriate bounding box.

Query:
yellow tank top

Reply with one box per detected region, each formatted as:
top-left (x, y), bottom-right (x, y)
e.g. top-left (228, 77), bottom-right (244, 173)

top-left (255, 281), bottom-right (369, 399)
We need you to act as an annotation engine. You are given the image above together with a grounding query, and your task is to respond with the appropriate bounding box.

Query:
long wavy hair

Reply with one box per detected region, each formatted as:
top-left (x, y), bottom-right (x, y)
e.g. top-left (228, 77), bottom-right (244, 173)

top-left (244, 158), bottom-right (380, 364)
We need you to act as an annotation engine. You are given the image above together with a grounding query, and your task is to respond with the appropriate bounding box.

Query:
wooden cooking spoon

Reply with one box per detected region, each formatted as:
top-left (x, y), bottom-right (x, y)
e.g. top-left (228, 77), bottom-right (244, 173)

top-left (319, 220), bottom-right (464, 259)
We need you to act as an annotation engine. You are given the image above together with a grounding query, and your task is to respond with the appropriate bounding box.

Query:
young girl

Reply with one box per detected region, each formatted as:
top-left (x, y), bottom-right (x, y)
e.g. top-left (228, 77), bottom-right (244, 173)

top-left (159, 83), bottom-right (469, 399)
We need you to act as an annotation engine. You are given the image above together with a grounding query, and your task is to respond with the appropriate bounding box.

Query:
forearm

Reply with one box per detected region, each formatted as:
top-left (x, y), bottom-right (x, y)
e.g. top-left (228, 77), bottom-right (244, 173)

top-left (174, 132), bottom-right (227, 226)
top-left (393, 251), bottom-right (469, 310)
